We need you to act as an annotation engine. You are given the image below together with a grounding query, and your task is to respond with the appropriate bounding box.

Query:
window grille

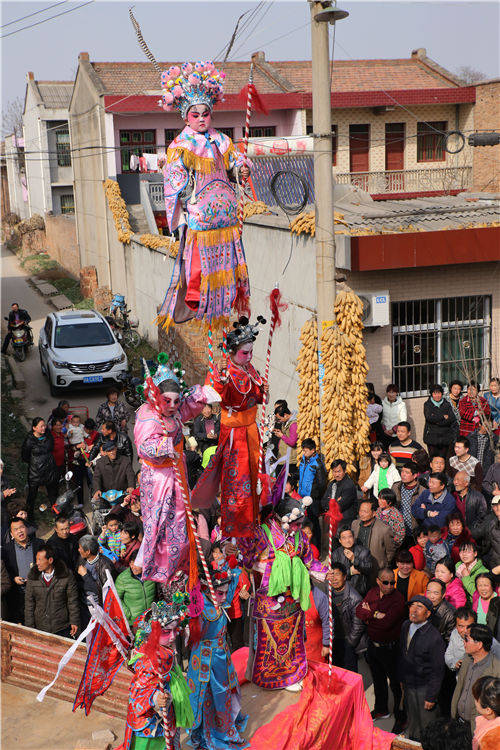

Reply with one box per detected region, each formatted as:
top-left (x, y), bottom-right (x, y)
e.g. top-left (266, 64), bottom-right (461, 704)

top-left (60, 193), bottom-right (75, 214)
top-left (248, 126), bottom-right (276, 138)
top-left (119, 130), bottom-right (156, 172)
top-left (56, 128), bottom-right (71, 167)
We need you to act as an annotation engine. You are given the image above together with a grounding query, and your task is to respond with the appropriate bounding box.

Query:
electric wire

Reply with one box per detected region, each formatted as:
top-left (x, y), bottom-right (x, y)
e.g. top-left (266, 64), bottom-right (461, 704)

top-left (1, 0), bottom-right (94, 39)
top-left (1, 0), bottom-right (68, 28)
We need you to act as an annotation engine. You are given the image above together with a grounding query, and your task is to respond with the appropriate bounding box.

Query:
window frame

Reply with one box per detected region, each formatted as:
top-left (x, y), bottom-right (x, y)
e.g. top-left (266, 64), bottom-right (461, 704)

top-left (60, 193), bottom-right (75, 215)
top-left (55, 127), bottom-right (71, 167)
top-left (391, 295), bottom-right (491, 398)
top-left (248, 126), bottom-right (276, 138)
top-left (119, 130), bottom-right (157, 173)
top-left (416, 121), bottom-right (447, 163)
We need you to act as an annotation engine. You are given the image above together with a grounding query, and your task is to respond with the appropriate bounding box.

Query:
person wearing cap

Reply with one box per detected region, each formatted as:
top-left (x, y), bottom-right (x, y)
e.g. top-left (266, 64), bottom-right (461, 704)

top-left (398, 595), bottom-right (445, 740)
top-left (91, 442), bottom-right (135, 502)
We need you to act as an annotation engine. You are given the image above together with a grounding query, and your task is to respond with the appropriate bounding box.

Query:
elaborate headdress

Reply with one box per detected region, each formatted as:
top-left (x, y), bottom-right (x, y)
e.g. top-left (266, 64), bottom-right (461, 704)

top-left (160, 62), bottom-right (225, 118)
top-left (224, 315), bottom-right (266, 353)
top-left (139, 352), bottom-right (188, 406)
top-left (200, 566), bottom-right (234, 591)
top-left (275, 495), bottom-right (313, 531)
top-left (133, 594), bottom-right (190, 650)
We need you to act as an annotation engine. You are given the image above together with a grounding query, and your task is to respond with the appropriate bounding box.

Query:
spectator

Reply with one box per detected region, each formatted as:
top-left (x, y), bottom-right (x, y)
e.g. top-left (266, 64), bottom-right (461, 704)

top-left (420, 454), bottom-right (453, 491)
top-left (88, 420), bottom-right (133, 462)
top-left (376, 488), bottom-right (405, 550)
top-left (66, 413), bottom-right (86, 449)
top-left (399, 595), bottom-right (445, 740)
top-left (475, 495), bottom-right (500, 574)
top-left (358, 441), bottom-right (383, 493)
top-left (424, 525), bottom-right (450, 574)
top-left (47, 402), bottom-right (70, 431)
top-left (226, 560), bottom-right (250, 653)
top-left (4, 500), bottom-right (36, 543)
top-left (455, 542), bottom-right (489, 604)
top-left (302, 521), bottom-right (319, 559)
top-left (381, 384), bottom-right (407, 446)
top-left (451, 624), bottom-right (500, 728)
top-left (444, 511), bottom-right (475, 563)
top-left (394, 549), bottom-right (429, 602)
top-left (298, 438), bottom-right (327, 548)
top-left (449, 438), bottom-right (484, 491)
top-left (329, 562), bottom-right (366, 672)
top-left (389, 422), bottom-right (423, 472)
top-left (24, 543), bottom-right (79, 637)
top-left (91, 443), bottom-right (135, 501)
top-left (427, 578), bottom-right (456, 643)
top-left (83, 418), bottom-right (98, 450)
top-left (284, 472), bottom-right (301, 501)
top-left (445, 606), bottom-right (477, 674)
top-left (368, 441), bottom-right (384, 471)
top-left (1, 558), bottom-right (11, 620)
top-left (1, 302), bottom-right (31, 354)
top-left (1, 517), bottom-right (43, 623)
top-left (412, 472), bottom-right (456, 529)
top-left (192, 403), bottom-right (220, 455)
top-left (484, 377), bottom-right (500, 428)
top-left (471, 675), bottom-right (500, 750)
top-left (356, 567), bottom-right (406, 729)
top-left (469, 420), bottom-right (499, 477)
top-left (352, 499), bottom-right (396, 570)
top-left (332, 525), bottom-right (374, 596)
top-left (473, 573), bottom-right (500, 635)
top-left (95, 387), bottom-right (129, 431)
top-left (185, 436), bottom-right (203, 489)
top-left (77, 535), bottom-right (115, 610)
top-left (21, 417), bottom-right (59, 518)
top-left (47, 516), bottom-right (79, 573)
top-left (115, 550), bottom-right (156, 628)
top-left (367, 392), bottom-right (383, 442)
top-left (50, 417), bottom-right (66, 480)
top-left (393, 462), bottom-right (425, 543)
top-left (410, 527), bottom-right (428, 571)
top-left (421, 718), bottom-right (472, 750)
top-left (413, 448), bottom-right (431, 480)
top-left (116, 521), bottom-right (141, 572)
top-left (446, 380), bottom-right (464, 437)
top-left (458, 382), bottom-right (491, 438)
top-left (361, 452), bottom-right (401, 499)
top-left (423, 384), bottom-right (457, 458)
top-left (98, 515), bottom-right (123, 556)
top-left (322, 459), bottom-right (358, 525)
top-left (273, 404), bottom-right (298, 471)
top-left (435, 558), bottom-right (467, 609)
top-left (482, 448), bottom-right (500, 503)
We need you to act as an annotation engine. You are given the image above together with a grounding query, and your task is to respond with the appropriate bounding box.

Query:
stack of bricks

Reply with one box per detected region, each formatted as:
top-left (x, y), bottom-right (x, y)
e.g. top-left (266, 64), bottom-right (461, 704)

top-left (79, 266), bottom-right (98, 299)
top-left (158, 320), bottom-right (224, 386)
top-left (472, 80), bottom-right (500, 193)
top-left (93, 286), bottom-right (113, 313)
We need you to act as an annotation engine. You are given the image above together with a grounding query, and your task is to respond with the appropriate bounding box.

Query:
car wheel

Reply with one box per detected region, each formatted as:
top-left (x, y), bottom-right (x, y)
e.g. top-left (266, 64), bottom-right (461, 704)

top-left (49, 379), bottom-right (61, 397)
top-left (124, 330), bottom-right (141, 348)
top-left (39, 351), bottom-right (47, 376)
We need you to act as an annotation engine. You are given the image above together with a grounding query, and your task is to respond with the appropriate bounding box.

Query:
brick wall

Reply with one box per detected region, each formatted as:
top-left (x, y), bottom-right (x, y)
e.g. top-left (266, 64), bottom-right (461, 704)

top-left (44, 214), bottom-right (80, 276)
top-left (158, 320), bottom-right (220, 386)
top-left (472, 80), bottom-right (500, 192)
top-left (79, 265), bottom-right (98, 298)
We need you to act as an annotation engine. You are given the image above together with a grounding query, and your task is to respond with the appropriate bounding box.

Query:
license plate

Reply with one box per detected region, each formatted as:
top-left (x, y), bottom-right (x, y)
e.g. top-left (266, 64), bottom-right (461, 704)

top-left (83, 375), bottom-right (103, 383)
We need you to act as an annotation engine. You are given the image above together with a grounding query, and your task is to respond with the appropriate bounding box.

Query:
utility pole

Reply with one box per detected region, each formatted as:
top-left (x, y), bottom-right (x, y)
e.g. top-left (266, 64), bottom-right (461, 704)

top-left (309, 1), bottom-right (348, 393)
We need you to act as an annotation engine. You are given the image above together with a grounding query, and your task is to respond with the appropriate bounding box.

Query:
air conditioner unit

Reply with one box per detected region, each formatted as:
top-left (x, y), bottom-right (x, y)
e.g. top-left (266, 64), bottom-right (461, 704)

top-left (357, 291), bottom-right (390, 327)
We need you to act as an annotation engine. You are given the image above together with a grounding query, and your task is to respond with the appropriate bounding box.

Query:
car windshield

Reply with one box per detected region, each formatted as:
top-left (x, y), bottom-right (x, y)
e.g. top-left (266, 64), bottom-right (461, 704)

top-left (53, 322), bottom-right (114, 348)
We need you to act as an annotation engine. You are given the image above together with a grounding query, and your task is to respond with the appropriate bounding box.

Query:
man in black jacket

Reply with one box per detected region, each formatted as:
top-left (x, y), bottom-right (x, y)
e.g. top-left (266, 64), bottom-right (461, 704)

top-left (47, 516), bottom-right (79, 573)
top-left (88, 420), bottom-right (133, 462)
top-left (331, 525), bottom-right (375, 596)
top-left (452, 471), bottom-right (487, 538)
top-left (77, 535), bottom-right (115, 613)
top-left (24, 543), bottom-right (79, 636)
top-left (91, 443), bottom-right (135, 501)
top-left (322, 459), bottom-right (358, 522)
top-left (1, 302), bottom-right (32, 354)
top-left (474, 495), bottom-right (500, 572)
top-left (329, 562), bottom-right (367, 672)
top-left (1, 517), bottom-right (42, 623)
top-left (192, 404), bottom-right (220, 455)
top-left (399, 595), bottom-right (445, 740)
top-left (427, 579), bottom-right (456, 644)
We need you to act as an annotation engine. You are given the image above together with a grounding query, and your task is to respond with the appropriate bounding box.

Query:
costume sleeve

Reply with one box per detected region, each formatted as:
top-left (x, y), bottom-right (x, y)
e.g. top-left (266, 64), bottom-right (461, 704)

top-left (179, 384), bottom-right (221, 423)
top-left (238, 529), bottom-right (268, 569)
top-left (135, 411), bottom-right (176, 461)
top-left (301, 535), bottom-right (328, 580)
top-left (127, 660), bottom-right (161, 732)
top-left (163, 151), bottom-right (189, 233)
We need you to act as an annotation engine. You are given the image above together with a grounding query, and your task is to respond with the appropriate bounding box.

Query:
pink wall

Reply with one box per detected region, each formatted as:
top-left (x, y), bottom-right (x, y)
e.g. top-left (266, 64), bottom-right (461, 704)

top-left (112, 109), bottom-right (303, 173)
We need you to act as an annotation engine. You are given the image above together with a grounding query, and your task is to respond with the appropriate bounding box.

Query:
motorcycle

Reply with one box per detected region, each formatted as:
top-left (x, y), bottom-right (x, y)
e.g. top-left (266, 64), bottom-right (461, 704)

top-left (105, 294), bottom-right (140, 349)
top-left (118, 370), bottom-right (143, 410)
top-left (91, 488), bottom-right (125, 535)
top-left (48, 471), bottom-right (89, 538)
top-left (4, 319), bottom-right (33, 361)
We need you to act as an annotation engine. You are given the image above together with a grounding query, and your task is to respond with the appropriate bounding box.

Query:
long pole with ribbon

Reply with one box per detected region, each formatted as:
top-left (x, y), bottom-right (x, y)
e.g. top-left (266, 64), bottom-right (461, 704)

top-left (325, 497), bottom-right (342, 680)
top-left (237, 62), bottom-right (254, 238)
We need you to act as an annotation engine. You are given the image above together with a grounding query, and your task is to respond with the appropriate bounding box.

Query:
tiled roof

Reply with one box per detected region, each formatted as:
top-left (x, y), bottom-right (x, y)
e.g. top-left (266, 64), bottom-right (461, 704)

top-left (37, 82), bottom-right (73, 109)
top-left (90, 55), bottom-right (460, 97)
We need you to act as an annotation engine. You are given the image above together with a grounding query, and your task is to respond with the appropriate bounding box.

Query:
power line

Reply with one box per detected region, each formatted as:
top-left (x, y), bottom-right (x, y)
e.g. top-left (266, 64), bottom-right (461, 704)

top-left (1, 0), bottom-right (94, 39)
top-left (228, 2), bottom-right (275, 61)
top-left (233, 19), bottom-right (311, 60)
top-left (213, 3), bottom-right (264, 61)
top-left (1, 0), bottom-right (68, 28)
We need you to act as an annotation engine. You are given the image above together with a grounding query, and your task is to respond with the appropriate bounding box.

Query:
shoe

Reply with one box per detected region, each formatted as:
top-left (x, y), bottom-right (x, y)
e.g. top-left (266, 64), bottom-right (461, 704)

top-left (371, 710), bottom-right (390, 720)
top-left (391, 719), bottom-right (408, 735)
top-left (284, 680), bottom-right (303, 693)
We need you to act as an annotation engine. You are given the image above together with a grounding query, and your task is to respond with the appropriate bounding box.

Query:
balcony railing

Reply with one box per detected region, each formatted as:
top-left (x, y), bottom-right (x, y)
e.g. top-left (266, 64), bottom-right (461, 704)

top-left (335, 166), bottom-right (472, 195)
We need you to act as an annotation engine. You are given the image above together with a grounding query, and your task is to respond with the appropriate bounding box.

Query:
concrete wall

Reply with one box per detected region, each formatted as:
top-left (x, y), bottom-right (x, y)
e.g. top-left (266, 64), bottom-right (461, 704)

top-left (4, 135), bottom-right (29, 220)
top-left (44, 214), bottom-right (79, 275)
top-left (23, 85), bottom-right (52, 215)
top-left (472, 80), bottom-right (500, 192)
top-left (47, 121), bottom-right (73, 191)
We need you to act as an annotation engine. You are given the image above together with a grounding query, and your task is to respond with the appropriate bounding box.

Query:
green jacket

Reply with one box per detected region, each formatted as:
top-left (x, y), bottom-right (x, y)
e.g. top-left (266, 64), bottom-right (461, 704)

top-left (455, 558), bottom-right (489, 603)
top-left (115, 568), bottom-right (156, 626)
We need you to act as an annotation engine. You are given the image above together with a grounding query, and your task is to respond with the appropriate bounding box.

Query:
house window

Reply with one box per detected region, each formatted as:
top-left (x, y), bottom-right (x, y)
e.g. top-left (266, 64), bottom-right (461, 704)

top-left (164, 128), bottom-right (180, 146)
top-left (60, 193), bottom-right (75, 214)
top-left (120, 130), bottom-right (156, 172)
top-left (392, 296), bottom-right (491, 397)
top-left (307, 124), bottom-right (337, 165)
top-left (55, 128), bottom-right (71, 167)
top-left (248, 126), bottom-right (276, 138)
top-left (417, 121), bottom-right (447, 162)
top-left (218, 127), bottom-right (234, 140)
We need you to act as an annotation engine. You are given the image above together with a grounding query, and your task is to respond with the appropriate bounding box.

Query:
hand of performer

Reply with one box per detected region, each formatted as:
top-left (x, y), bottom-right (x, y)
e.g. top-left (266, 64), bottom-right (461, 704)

top-left (70, 624), bottom-right (78, 637)
top-left (240, 164), bottom-right (250, 180)
top-left (155, 690), bottom-right (168, 709)
top-left (321, 646), bottom-right (330, 658)
top-left (424, 701), bottom-right (435, 711)
top-left (239, 586), bottom-right (250, 600)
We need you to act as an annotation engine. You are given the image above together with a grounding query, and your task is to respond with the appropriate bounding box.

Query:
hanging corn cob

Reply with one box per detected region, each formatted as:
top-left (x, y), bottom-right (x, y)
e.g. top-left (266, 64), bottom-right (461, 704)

top-left (296, 317), bottom-right (320, 463)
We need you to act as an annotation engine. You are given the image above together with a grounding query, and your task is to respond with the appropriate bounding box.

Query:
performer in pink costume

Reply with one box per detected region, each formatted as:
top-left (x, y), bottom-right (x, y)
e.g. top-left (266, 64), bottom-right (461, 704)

top-left (134, 354), bottom-right (220, 583)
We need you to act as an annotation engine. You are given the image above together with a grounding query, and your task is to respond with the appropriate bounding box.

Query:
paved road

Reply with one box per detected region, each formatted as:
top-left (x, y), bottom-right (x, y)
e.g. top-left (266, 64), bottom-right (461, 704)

top-left (1, 245), bottom-right (121, 424)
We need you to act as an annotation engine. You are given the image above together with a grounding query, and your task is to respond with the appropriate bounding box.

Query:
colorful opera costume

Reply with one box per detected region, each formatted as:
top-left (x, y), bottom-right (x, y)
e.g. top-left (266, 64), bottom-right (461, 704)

top-left (192, 317), bottom-right (267, 538)
top-left (240, 496), bottom-right (329, 690)
top-left (158, 61), bottom-right (251, 329)
top-left (187, 566), bottom-right (249, 749)
top-left (134, 353), bottom-right (220, 583)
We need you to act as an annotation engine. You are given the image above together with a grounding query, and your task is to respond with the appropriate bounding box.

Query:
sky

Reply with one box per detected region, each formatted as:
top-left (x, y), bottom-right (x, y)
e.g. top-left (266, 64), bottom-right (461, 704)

top-left (1, 0), bottom-right (499, 107)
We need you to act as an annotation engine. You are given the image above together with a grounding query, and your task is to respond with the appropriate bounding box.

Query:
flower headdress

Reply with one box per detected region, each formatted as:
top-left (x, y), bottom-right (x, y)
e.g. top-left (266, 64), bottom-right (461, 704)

top-left (133, 594), bottom-right (190, 650)
top-left (224, 315), bottom-right (266, 353)
top-left (275, 495), bottom-right (313, 532)
top-left (160, 61), bottom-right (225, 118)
top-left (200, 566), bottom-right (233, 591)
top-left (138, 352), bottom-right (189, 405)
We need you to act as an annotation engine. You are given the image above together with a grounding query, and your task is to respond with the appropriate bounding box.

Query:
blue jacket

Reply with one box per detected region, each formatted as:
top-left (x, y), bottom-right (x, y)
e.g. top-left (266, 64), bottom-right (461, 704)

top-left (298, 453), bottom-right (326, 503)
top-left (411, 489), bottom-right (456, 529)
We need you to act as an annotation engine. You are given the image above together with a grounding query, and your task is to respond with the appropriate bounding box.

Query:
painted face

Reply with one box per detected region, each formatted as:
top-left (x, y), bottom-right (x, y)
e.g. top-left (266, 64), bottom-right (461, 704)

top-left (160, 391), bottom-right (181, 417)
top-left (233, 343), bottom-right (253, 367)
top-left (186, 104), bottom-right (212, 133)
top-left (214, 585), bottom-right (229, 605)
top-left (159, 624), bottom-right (178, 646)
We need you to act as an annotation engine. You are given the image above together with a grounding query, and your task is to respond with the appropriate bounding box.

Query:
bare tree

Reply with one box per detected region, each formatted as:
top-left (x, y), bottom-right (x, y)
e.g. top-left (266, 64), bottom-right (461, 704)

top-left (455, 66), bottom-right (488, 84)
top-left (2, 96), bottom-right (24, 139)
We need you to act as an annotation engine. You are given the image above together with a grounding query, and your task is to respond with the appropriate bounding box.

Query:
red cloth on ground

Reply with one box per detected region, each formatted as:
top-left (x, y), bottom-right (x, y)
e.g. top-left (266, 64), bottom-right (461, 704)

top-left (249, 662), bottom-right (394, 750)
top-left (232, 646), bottom-right (249, 685)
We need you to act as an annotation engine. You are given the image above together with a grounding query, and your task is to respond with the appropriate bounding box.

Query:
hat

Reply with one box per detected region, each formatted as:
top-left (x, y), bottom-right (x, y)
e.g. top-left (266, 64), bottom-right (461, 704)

top-left (409, 595), bottom-right (434, 612)
top-left (275, 495), bottom-right (313, 531)
top-left (160, 61), bottom-right (225, 118)
top-left (133, 593), bottom-right (190, 649)
top-left (102, 440), bottom-right (117, 452)
top-left (224, 315), bottom-right (266, 353)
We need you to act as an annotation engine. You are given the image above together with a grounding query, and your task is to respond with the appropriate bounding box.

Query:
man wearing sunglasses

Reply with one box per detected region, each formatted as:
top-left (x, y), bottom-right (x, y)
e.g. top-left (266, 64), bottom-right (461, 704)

top-left (356, 567), bottom-right (406, 733)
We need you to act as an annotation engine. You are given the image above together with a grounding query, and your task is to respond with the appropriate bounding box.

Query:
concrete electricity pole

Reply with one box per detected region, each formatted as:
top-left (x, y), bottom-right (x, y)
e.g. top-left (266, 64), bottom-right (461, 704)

top-left (309, 1), bottom-right (348, 389)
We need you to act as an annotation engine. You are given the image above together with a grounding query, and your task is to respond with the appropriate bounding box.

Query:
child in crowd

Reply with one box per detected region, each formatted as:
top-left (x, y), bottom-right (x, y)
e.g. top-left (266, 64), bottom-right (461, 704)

top-left (98, 515), bottom-right (124, 556)
top-left (67, 414), bottom-right (86, 450)
top-left (367, 393), bottom-right (383, 441)
top-left (285, 473), bottom-right (301, 501)
top-left (361, 452), bottom-right (401, 498)
top-left (302, 521), bottom-right (319, 559)
top-left (409, 526), bottom-right (428, 570)
top-left (444, 511), bottom-right (475, 562)
top-left (424, 524), bottom-right (449, 573)
top-left (210, 515), bottom-right (223, 544)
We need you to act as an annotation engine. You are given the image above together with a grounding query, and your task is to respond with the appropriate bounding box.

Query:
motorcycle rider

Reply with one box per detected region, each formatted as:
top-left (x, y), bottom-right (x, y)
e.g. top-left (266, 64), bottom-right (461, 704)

top-left (2, 302), bottom-right (32, 354)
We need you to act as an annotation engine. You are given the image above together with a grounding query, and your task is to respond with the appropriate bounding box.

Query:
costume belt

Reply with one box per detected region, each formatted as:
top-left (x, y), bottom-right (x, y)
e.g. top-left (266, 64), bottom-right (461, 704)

top-left (221, 405), bottom-right (257, 428)
top-left (141, 452), bottom-right (181, 469)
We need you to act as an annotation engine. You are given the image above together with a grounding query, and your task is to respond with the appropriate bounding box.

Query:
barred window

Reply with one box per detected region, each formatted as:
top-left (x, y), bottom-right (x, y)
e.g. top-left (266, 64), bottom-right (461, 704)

top-left (392, 296), bottom-right (491, 397)
top-left (55, 128), bottom-right (71, 167)
top-left (248, 126), bottom-right (276, 138)
top-left (164, 128), bottom-right (180, 146)
top-left (218, 127), bottom-right (234, 140)
top-left (60, 193), bottom-right (74, 214)
top-left (120, 130), bottom-right (156, 172)
top-left (417, 121), bottom-right (446, 163)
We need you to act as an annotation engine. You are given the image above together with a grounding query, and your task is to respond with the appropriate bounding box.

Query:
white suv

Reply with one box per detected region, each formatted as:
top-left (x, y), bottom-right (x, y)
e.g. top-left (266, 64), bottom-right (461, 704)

top-left (39, 309), bottom-right (128, 395)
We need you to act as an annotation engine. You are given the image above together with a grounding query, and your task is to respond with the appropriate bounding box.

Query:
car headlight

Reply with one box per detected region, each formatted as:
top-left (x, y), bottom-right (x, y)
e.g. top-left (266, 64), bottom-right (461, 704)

top-left (112, 353), bottom-right (126, 364)
top-left (52, 360), bottom-right (70, 368)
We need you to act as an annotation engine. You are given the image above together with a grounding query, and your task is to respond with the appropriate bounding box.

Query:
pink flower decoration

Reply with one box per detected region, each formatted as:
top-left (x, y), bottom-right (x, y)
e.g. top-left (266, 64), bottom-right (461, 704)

top-left (194, 61), bottom-right (204, 72)
top-left (182, 62), bottom-right (193, 74)
top-left (220, 71), bottom-right (226, 79)
top-left (163, 91), bottom-right (174, 104)
top-left (172, 85), bottom-right (183, 97)
top-left (204, 62), bottom-right (215, 73)
top-left (171, 66), bottom-right (181, 77)
top-left (188, 74), bottom-right (199, 86)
